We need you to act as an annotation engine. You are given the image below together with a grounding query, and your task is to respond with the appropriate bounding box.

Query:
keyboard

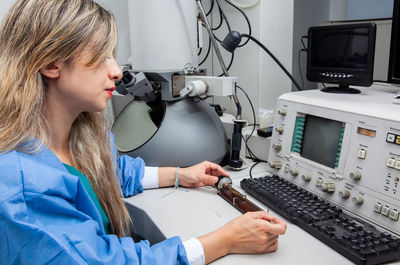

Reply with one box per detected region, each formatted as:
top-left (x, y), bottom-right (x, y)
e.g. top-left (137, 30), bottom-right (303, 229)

top-left (240, 175), bottom-right (400, 265)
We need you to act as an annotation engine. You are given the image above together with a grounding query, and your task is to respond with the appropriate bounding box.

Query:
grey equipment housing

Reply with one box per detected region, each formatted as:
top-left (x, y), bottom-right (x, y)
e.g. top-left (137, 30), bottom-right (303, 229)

top-left (111, 71), bottom-right (229, 167)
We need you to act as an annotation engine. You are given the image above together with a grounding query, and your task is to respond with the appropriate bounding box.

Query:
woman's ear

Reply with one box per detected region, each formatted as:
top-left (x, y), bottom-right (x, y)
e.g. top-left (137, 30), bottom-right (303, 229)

top-left (39, 62), bottom-right (62, 79)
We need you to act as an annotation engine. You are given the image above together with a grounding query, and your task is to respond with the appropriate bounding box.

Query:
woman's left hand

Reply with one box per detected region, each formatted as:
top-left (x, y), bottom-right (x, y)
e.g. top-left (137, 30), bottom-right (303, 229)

top-left (178, 161), bottom-right (230, 187)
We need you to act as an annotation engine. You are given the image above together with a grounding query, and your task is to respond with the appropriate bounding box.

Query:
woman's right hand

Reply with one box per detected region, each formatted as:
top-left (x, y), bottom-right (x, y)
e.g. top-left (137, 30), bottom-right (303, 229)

top-left (198, 211), bottom-right (287, 264)
top-left (222, 211), bottom-right (287, 254)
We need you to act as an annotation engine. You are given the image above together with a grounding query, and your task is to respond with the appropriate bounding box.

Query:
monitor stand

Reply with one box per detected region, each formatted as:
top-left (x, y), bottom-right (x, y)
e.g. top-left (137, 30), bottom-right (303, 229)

top-left (321, 84), bottom-right (360, 94)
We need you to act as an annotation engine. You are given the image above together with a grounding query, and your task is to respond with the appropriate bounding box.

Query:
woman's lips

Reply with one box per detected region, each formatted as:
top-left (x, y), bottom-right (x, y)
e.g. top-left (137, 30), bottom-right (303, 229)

top-left (105, 87), bottom-right (116, 97)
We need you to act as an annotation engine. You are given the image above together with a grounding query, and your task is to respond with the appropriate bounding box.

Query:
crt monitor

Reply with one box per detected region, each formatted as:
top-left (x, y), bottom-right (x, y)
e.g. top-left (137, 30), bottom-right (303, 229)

top-left (388, 0), bottom-right (400, 84)
top-left (307, 22), bottom-right (376, 94)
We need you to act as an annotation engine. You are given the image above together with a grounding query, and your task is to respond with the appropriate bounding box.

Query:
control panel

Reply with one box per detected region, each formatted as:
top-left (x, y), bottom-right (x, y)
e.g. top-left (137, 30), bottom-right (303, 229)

top-left (267, 87), bottom-right (400, 235)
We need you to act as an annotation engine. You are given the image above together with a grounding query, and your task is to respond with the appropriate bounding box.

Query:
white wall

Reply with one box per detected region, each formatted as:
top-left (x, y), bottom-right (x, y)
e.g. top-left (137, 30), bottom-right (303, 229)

top-left (94, 0), bottom-right (131, 64)
top-left (292, 0), bottom-right (330, 91)
top-left (208, 0), bottom-right (295, 122)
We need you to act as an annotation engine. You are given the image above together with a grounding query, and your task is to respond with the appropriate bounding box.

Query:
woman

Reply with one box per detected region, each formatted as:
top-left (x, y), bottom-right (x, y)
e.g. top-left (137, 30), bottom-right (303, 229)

top-left (0, 0), bottom-right (287, 264)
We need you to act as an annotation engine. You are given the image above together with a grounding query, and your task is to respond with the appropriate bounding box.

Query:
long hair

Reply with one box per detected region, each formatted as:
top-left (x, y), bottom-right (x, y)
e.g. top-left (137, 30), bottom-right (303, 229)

top-left (0, 0), bottom-right (131, 237)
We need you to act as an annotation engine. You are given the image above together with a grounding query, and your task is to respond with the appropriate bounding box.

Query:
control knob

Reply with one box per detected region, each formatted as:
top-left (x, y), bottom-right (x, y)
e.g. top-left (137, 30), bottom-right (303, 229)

top-left (350, 171), bottom-right (362, 181)
top-left (278, 109), bottom-right (287, 116)
top-left (276, 126), bottom-right (284, 134)
top-left (321, 182), bottom-right (335, 193)
top-left (338, 189), bottom-right (350, 199)
top-left (269, 160), bottom-right (282, 169)
top-left (352, 195), bottom-right (364, 205)
top-left (302, 174), bottom-right (312, 182)
top-left (273, 142), bottom-right (282, 151)
top-left (290, 169), bottom-right (299, 177)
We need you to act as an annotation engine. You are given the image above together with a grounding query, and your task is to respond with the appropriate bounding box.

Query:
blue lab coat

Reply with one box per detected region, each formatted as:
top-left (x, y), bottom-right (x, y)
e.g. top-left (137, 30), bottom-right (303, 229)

top-left (0, 145), bottom-right (189, 264)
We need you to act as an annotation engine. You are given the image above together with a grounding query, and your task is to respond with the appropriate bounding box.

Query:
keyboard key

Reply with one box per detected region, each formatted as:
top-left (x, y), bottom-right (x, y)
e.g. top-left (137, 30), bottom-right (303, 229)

top-left (375, 245), bottom-right (391, 254)
top-left (359, 249), bottom-right (377, 257)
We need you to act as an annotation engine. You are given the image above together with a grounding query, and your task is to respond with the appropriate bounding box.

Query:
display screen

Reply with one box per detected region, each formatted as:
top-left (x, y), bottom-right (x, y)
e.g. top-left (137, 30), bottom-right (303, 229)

top-left (300, 115), bottom-right (344, 168)
top-left (310, 27), bottom-right (370, 70)
top-left (357, 127), bottom-right (376, 137)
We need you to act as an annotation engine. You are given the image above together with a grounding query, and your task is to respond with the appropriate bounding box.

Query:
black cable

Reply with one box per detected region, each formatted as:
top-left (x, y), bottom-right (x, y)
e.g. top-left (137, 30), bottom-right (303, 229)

top-left (206, 0), bottom-right (215, 16)
top-left (240, 33), bottom-right (302, 91)
top-left (298, 35), bottom-right (308, 90)
top-left (241, 134), bottom-right (263, 161)
top-left (298, 49), bottom-right (306, 90)
top-left (199, 38), bottom-right (211, 66)
top-left (223, 0), bottom-right (252, 47)
top-left (236, 84), bottom-right (267, 162)
top-left (216, 0), bottom-right (231, 32)
top-left (301, 35), bottom-right (308, 50)
top-left (249, 160), bottom-right (268, 179)
top-left (249, 161), bottom-right (260, 179)
top-left (236, 85), bottom-right (256, 144)
top-left (218, 52), bottom-right (234, 76)
top-left (209, 1), bottom-right (232, 43)
top-left (210, 3), bottom-right (224, 31)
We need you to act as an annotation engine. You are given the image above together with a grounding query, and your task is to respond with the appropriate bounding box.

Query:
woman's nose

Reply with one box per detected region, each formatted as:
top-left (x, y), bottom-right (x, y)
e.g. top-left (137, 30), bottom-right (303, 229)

top-left (108, 57), bottom-right (123, 81)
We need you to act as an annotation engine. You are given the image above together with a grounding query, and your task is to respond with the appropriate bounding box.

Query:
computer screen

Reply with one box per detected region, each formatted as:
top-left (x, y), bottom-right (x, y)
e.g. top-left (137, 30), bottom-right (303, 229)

top-left (300, 115), bottom-right (344, 169)
top-left (307, 23), bottom-right (376, 93)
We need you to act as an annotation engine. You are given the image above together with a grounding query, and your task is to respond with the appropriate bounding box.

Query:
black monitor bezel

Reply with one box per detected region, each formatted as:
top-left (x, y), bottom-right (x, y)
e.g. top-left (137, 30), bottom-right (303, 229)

top-left (307, 22), bottom-right (376, 88)
top-left (388, 0), bottom-right (400, 84)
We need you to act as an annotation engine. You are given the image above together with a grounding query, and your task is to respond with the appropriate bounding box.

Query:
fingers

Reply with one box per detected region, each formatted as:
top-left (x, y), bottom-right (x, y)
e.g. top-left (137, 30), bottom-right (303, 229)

top-left (265, 239), bottom-right (279, 252)
top-left (204, 161), bottom-right (230, 178)
top-left (247, 211), bottom-right (287, 235)
top-left (199, 173), bottom-right (219, 186)
top-left (255, 219), bottom-right (286, 235)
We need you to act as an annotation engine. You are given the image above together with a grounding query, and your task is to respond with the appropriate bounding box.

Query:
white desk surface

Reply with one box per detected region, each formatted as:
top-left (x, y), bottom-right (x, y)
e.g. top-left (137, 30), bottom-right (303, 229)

top-left (125, 162), bottom-right (398, 265)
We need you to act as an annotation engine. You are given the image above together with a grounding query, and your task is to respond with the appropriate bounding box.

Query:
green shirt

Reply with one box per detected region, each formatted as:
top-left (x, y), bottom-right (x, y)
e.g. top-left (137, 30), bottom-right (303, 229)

top-left (63, 163), bottom-right (111, 234)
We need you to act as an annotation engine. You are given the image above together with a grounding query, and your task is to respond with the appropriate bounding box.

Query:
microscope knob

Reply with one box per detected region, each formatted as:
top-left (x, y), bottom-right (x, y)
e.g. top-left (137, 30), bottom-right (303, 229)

top-left (215, 176), bottom-right (232, 190)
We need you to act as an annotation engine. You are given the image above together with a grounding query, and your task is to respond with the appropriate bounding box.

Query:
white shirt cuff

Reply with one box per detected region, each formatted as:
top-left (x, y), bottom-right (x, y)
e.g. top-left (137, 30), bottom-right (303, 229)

top-left (142, 166), bottom-right (159, 189)
top-left (183, 238), bottom-right (205, 265)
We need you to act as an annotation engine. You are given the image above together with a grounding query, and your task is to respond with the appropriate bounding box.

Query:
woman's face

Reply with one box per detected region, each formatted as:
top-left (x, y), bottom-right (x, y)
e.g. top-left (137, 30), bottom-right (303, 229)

top-left (47, 46), bottom-right (122, 114)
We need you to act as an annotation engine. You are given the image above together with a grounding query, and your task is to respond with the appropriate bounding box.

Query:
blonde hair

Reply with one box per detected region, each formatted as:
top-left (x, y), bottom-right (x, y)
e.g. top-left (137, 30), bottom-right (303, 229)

top-left (0, 0), bottom-right (130, 237)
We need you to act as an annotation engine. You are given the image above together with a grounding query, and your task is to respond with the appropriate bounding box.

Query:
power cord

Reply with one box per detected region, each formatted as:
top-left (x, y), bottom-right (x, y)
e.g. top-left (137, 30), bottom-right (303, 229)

top-left (240, 33), bottom-right (302, 91)
top-left (223, 0), bottom-right (252, 47)
top-left (236, 84), bottom-right (267, 163)
top-left (298, 35), bottom-right (308, 90)
top-left (298, 49), bottom-right (306, 90)
top-left (249, 160), bottom-right (268, 179)
top-left (206, 0), bottom-right (215, 16)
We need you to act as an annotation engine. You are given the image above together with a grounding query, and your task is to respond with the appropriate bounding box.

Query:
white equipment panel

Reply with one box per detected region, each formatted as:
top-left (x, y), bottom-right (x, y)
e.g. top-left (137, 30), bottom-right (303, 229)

top-left (267, 87), bottom-right (400, 235)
